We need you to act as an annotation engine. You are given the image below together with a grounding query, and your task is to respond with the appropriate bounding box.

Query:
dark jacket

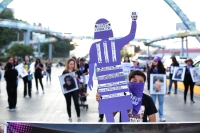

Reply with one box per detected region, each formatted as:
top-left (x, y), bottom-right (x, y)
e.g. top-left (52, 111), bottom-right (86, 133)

top-left (77, 63), bottom-right (89, 76)
top-left (183, 65), bottom-right (195, 84)
top-left (170, 61), bottom-right (179, 79)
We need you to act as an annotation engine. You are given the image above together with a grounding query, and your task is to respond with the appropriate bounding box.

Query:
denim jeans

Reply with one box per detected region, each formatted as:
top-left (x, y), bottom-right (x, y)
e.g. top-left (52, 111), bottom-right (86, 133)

top-left (151, 94), bottom-right (165, 119)
top-left (168, 79), bottom-right (177, 92)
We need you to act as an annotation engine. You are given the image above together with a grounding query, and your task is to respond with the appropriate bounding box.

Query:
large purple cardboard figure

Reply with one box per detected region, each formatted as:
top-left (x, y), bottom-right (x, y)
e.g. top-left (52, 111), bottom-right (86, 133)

top-left (88, 12), bottom-right (138, 122)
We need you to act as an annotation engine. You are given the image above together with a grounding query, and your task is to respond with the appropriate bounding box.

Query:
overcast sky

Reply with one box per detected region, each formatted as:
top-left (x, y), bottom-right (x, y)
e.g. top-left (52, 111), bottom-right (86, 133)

top-left (6, 0), bottom-right (200, 56)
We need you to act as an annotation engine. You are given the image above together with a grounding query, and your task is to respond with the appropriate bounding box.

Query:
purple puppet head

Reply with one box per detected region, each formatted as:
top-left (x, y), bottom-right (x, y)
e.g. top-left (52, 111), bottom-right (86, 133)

top-left (94, 18), bottom-right (113, 39)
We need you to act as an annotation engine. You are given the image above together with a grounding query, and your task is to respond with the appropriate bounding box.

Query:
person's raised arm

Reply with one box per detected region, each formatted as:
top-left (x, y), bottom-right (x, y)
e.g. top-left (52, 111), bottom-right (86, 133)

top-left (115, 12), bottom-right (137, 49)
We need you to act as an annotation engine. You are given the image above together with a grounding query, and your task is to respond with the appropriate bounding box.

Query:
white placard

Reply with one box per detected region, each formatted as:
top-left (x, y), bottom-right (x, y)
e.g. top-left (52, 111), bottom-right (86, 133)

top-left (172, 67), bottom-right (186, 81)
top-left (59, 72), bottom-right (78, 94)
top-left (189, 67), bottom-right (200, 82)
top-left (29, 62), bottom-right (35, 74)
top-left (15, 63), bottom-right (28, 78)
top-left (150, 74), bottom-right (166, 95)
top-left (121, 62), bottom-right (132, 74)
top-left (170, 66), bottom-right (174, 74)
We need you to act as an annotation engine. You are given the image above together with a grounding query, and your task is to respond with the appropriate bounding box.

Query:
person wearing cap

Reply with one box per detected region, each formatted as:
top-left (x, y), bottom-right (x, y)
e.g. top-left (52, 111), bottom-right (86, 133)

top-left (183, 58), bottom-right (195, 103)
top-left (168, 56), bottom-right (179, 94)
top-left (130, 60), bottom-right (142, 71)
top-left (148, 56), bottom-right (166, 122)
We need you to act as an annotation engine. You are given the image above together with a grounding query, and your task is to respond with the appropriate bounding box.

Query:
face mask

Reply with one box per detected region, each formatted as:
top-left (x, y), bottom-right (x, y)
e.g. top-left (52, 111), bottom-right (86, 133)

top-left (128, 82), bottom-right (144, 115)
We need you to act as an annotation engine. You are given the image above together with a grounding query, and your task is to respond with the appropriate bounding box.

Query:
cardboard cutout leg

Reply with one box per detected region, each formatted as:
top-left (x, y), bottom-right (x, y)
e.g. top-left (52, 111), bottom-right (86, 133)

top-left (121, 110), bottom-right (129, 122)
top-left (105, 113), bottom-right (114, 122)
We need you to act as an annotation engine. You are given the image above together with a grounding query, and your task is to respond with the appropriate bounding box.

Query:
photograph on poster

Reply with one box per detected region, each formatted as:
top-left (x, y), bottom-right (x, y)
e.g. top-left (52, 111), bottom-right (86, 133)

top-left (172, 67), bottom-right (186, 81)
top-left (190, 67), bottom-right (200, 82)
top-left (170, 66), bottom-right (174, 74)
top-left (59, 72), bottom-right (78, 94)
top-left (121, 62), bottom-right (132, 81)
top-left (150, 74), bottom-right (166, 95)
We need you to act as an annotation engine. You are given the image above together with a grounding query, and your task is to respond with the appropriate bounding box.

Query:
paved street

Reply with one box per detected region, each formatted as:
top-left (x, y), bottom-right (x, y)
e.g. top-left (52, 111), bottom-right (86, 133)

top-left (0, 66), bottom-right (200, 125)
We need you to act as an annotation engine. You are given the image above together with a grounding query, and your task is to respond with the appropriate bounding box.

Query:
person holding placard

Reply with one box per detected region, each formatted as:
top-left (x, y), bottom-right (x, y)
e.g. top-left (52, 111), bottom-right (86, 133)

top-left (22, 55), bottom-right (32, 98)
top-left (148, 56), bottom-right (166, 122)
top-left (62, 58), bottom-right (81, 122)
top-left (168, 56), bottom-right (179, 94)
top-left (183, 58), bottom-right (195, 103)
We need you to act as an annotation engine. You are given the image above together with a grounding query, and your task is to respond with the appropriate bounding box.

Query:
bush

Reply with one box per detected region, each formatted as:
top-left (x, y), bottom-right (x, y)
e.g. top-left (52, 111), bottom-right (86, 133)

top-left (0, 57), bottom-right (8, 62)
top-left (8, 44), bottom-right (34, 58)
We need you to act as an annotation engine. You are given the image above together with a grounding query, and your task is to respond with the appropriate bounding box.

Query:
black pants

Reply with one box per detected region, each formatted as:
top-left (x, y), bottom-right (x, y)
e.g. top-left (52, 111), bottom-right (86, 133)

top-left (183, 82), bottom-right (195, 101)
top-left (6, 82), bottom-right (17, 109)
top-left (35, 76), bottom-right (44, 90)
top-left (64, 90), bottom-right (80, 117)
top-left (46, 70), bottom-right (51, 82)
top-left (23, 76), bottom-right (32, 97)
top-left (99, 114), bottom-right (104, 119)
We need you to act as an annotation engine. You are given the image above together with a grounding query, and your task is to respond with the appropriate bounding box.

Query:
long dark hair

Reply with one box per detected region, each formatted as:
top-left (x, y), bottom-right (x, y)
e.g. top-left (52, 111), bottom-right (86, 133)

top-left (150, 61), bottom-right (165, 73)
top-left (172, 57), bottom-right (178, 65)
top-left (124, 56), bottom-right (130, 62)
top-left (35, 58), bottom-right (42, 67)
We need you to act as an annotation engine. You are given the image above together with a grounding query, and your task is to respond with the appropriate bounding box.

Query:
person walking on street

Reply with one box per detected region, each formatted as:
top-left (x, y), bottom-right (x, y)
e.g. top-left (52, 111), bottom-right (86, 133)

top-left (4, 62), bottom-right (18, 111)
top-left (168, 56), bottom-right (179, 94)
top-left (148, 56), bottom-right (166, 122)
top-left (22, 55), bottom-right (32, 98)
top-left (62, 58), bottom-right (81, 122)
top-left (35, 59), bottom-right (44, 94)
top-left (183, 58), bottom-right (195, 103)
top-left (45, 59), bottom-right (52, 83)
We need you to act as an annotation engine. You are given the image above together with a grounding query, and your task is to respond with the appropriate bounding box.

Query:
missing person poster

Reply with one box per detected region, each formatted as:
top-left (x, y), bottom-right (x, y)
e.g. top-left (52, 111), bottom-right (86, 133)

top-left (150, 74), bottom-right (166, 95)
top-left (59, 72), bottom-right (78, 94)
top-left (172, 67), bottom-right (186, 81)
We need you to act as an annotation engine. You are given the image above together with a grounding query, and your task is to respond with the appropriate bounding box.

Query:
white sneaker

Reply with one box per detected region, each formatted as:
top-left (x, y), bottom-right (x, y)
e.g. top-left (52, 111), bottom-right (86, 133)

top-left (8, 109), bottom-right (15, 112)
top-left (43, 90), bottom-right (45, 94)
top-left (78, 118), bottom-right (81, 122)
top-left (6, 105), bottom-right (9, 108)
top-left (160, 118), bottom-right (166, 122)
top-left (68, 118), bottom-right (72, 122)
top-left (36, 90), bottom-right (39, 94)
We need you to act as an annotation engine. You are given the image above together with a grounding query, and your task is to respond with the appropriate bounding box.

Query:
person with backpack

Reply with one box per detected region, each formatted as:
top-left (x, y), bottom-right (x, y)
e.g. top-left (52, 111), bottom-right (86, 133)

top-left (22, 55), bottom-right (33, 98)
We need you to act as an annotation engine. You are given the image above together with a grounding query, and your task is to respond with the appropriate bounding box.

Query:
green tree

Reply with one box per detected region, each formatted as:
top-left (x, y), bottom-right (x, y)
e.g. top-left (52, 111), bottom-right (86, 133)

top-left (8, 44), bottom-right (34, 57)
top-left (0, 8), bottom-right (24, 50)
top-left (41, 40), bottom-right (74, 58)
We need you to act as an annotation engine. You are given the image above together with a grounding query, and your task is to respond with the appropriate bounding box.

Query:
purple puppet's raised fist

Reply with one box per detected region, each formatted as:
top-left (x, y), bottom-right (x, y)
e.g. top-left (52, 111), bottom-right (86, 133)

top-left (131, 11), bottom-right (138, 21)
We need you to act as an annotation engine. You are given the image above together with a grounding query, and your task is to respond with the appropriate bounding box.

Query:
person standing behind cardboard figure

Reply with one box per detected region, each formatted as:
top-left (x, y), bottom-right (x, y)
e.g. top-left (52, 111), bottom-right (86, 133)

top-left (88, 12), bottom-right (138, 122)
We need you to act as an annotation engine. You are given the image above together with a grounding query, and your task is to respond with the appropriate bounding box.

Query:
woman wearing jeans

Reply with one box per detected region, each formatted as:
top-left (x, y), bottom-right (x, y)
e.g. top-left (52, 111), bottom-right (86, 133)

top-left (168, 56), bottom-right (179, 94)
top-left (45, 59), bottom-right (52, 83)
top-left (34, 59), bottom-right (44, 94)
top-left (62, 58), bottom-right (81, 122)
top-left (148, 56), bottom-right (166, 122)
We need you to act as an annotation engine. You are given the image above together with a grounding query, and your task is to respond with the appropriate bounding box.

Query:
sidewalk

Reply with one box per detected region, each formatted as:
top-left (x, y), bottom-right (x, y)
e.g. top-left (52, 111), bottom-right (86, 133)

top-left (0, 67), bottom-right (200, 124)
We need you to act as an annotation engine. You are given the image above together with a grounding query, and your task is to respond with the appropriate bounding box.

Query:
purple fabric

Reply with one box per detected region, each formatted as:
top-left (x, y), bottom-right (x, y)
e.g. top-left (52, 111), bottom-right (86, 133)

top-left (153, 67), bottom-right (158, 74)
top-left (130, 66), bottom-right (141, 69)
top-left (153, 56), bottom-right (161, 62)
top-left (88, 13), bottom-right (137, 122)
top-left (128, 82), bottom-right (144, 115)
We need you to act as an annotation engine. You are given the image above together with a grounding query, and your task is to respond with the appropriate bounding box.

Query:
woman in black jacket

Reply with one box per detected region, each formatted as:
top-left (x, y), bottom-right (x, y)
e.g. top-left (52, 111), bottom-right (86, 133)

top-left (148, 56), bottom-right (166, 122)
top-left (183, 58), bottom-right (195, 103)
top-left (62, 58), bottom-right (81, 122)
top-left (168, 56), bottom-right (179, 94)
